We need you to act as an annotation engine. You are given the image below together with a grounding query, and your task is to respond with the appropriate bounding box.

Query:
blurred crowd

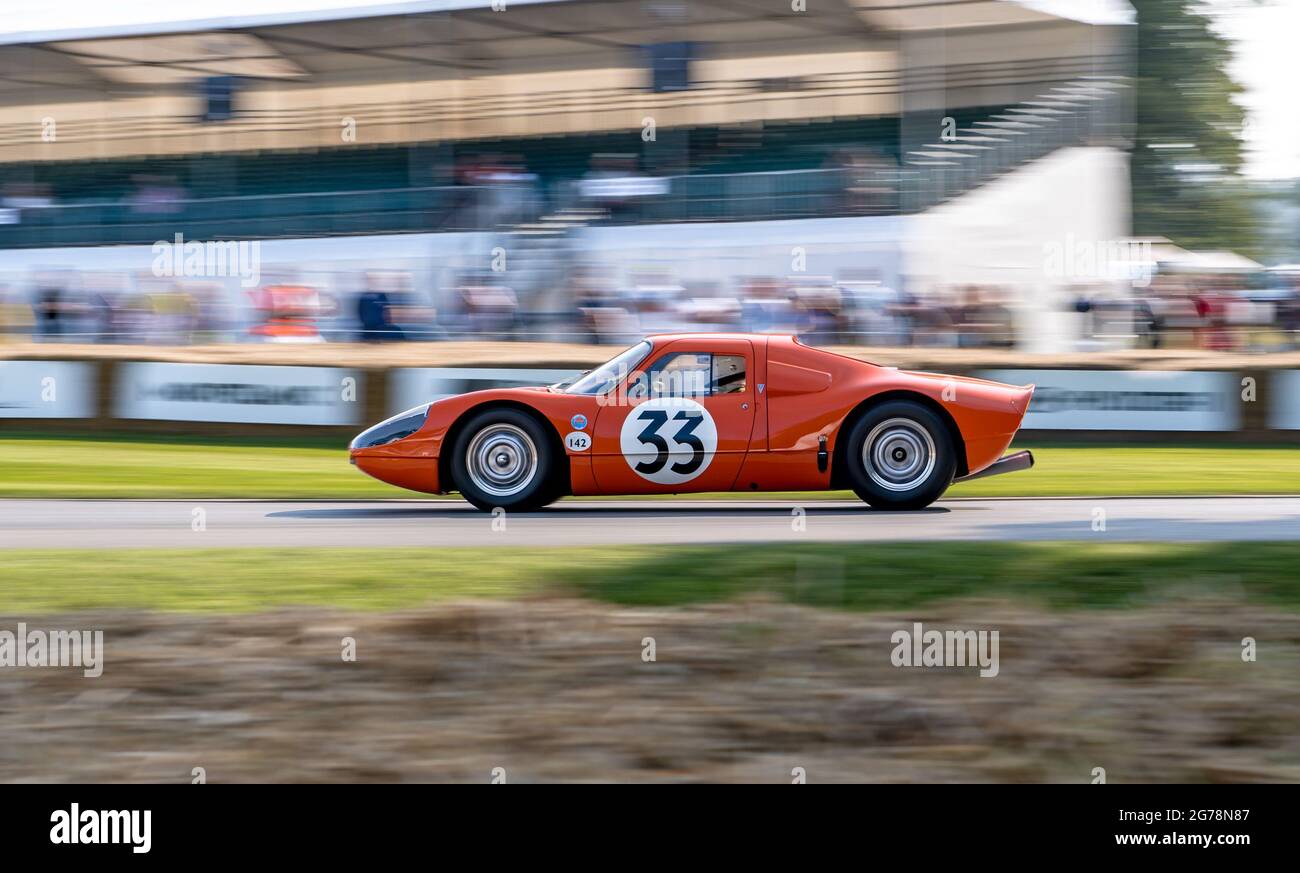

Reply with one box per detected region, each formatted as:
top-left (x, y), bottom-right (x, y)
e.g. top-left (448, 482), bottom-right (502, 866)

top-left (568, 272), bottom-right (1016, 347)
top-left (5, 258), bottom-right (1297, 351)
top-left (0, 265), bottom-right (1014, 347)
top-left (1069, 271), bottom-right (1300, 353)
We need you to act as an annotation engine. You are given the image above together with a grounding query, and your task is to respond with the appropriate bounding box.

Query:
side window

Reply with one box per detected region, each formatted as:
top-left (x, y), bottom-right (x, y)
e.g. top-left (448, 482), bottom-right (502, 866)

top-left (647, 352), bottom-right (711, 397)
top-left (712, 355), bottom-right (746, 394)
top-left (643, 352), bottom-right (749, 397)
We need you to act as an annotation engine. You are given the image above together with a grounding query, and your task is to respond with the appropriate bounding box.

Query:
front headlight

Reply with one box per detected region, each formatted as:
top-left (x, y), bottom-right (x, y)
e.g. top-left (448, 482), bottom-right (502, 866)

top-left (350, 404), bottom-right (431, 450)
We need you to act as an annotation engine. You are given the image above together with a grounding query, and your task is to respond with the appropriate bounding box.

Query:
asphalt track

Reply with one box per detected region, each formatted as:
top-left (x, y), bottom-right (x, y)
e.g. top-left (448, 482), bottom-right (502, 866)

top-left (0, 497), bottom-right (1297, 549)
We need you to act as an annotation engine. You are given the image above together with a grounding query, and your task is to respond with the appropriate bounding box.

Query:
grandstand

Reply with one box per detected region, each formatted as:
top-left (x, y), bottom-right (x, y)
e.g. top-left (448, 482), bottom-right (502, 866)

top-left (0, 0), bottom-right (1133, 246)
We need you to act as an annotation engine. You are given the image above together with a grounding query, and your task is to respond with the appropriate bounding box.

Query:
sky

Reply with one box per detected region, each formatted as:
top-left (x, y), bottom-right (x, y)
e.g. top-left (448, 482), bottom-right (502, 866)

top-left (4, 0), bottom-right (1298, 180)
top-left (1213, 0), bottom-right (1300, 180)
top-left (3, 0), bottom-right (403, 28)
top-left (0, 0), bottom-right (486, 38)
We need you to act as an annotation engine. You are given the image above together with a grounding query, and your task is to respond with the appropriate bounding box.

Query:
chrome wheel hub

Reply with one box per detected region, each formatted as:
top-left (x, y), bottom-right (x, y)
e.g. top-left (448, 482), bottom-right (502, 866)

top-left (466, 424), bottom-right (538, 498)
top-left (863, 417), bottom-right (936, 492)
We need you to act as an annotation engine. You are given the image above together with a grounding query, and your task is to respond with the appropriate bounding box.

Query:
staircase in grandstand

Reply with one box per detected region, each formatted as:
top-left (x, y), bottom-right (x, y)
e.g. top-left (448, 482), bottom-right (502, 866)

top-left (901, 76), bottom-right (1133, 211)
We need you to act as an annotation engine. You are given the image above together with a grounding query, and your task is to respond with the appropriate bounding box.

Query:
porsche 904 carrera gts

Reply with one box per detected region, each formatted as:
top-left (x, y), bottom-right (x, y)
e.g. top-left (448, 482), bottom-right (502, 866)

top-left (350, 333), bottom-right (1034, 511)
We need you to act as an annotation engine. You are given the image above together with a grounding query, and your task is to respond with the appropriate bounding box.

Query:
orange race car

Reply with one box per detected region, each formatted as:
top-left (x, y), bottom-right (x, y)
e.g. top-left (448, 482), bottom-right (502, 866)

top-left (349, 333), bottom-right (1035, 511)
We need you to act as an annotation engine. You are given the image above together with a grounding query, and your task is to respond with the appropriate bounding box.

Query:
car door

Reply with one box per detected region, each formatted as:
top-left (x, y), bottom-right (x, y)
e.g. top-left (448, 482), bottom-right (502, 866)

top-left (590, 338), bottom-right (757, 494)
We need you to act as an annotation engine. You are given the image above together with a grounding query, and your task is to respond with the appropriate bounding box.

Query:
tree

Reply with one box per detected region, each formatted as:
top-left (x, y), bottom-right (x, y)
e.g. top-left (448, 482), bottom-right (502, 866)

top-left (1130, 0), bottom-right (1259, 256)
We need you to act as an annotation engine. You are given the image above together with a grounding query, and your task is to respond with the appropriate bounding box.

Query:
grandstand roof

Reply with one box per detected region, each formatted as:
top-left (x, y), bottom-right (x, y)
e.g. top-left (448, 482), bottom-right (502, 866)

top-left (0, 2), bottom-right (553, 46)
top-left (3, 1), bottom-right (1134, 45)
top-left (1, 0), bottom-right (879, 94)
top-left (0, 0), bottom-right (1133, 94)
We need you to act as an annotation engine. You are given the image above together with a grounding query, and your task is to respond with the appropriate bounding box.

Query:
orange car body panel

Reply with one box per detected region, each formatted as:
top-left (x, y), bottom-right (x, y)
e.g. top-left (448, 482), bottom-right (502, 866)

top-left (350, 333), bottom-right (1033, 496)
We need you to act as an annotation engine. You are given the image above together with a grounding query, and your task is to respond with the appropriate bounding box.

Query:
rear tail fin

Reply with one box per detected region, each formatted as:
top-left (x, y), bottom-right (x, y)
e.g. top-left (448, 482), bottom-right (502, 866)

top-left (1014, 384), bottom-right (1035, 417)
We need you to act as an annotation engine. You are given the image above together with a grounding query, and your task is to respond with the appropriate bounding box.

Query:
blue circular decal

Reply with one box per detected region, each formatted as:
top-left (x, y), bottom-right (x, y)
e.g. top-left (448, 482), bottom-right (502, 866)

top-left (570, 414), bottom-right (588, 430)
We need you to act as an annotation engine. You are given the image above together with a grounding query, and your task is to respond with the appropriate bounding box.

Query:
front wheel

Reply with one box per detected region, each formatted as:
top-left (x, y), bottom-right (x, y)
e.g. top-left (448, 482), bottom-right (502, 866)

top-left (843, 400), bottom-right (956, 510)
top-left (450, 409), bottom-right (559, 512)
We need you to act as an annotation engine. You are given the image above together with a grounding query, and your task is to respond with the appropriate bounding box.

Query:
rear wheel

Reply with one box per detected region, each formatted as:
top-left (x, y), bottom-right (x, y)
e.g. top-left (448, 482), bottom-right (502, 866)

top-left (844, 400), bottom-right (955, 510)
top-left (451, 409), bottom-right (559, 512)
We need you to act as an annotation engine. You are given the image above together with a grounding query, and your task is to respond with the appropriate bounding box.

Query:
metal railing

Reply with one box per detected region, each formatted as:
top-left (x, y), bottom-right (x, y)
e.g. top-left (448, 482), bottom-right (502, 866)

top-left (0, 167), bottom-right (901, 247)
top-left (0, 186), bottom-right (473, 247)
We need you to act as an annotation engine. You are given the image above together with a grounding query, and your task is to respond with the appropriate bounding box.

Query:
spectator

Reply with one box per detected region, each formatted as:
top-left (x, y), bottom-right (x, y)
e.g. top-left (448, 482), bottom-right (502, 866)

top-left (356, 277), bottom-right (402, 342)
top-left (1, 182), bottom-right (54, 224)
top-left (128, 175), bottom-right (187, 216)
top-left (34, 282), bottom-right (66, 339)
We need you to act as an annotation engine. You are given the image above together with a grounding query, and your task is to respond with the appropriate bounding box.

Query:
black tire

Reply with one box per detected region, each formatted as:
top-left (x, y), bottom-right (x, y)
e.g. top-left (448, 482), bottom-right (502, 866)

top-left (450, 408), bottom-right (559, 512)
top-left (843, 400), bottom-right (955, 510)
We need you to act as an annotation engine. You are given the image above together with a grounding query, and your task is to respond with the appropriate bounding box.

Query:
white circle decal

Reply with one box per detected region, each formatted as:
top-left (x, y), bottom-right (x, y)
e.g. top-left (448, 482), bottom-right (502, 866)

top-left (619, 397), bottom-right (718, 485)
top-left (565, 431), bottom-right (591, 451)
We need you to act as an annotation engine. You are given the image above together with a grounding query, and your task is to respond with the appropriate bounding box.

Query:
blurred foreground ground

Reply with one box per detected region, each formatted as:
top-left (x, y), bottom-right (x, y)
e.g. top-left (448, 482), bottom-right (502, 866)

top-left (2, 597), bottom-right (1296, 783)
top-left (1, 541), bottom-right (1298, 782)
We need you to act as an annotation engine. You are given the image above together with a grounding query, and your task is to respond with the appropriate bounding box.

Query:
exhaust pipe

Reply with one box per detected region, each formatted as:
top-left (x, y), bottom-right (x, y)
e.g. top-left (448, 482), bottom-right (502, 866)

top-left (954, 450), bottom-right (1034, 484)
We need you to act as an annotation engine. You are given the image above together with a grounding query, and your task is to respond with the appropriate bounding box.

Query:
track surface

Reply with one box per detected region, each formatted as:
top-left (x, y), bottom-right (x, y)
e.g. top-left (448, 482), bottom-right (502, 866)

top-left (0, 497), bottom-right (1297, 549)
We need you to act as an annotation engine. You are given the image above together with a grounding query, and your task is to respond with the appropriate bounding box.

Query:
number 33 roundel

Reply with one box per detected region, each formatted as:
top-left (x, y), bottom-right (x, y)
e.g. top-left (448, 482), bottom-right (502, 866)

top-left (619, 397), bottom-right (719, 485)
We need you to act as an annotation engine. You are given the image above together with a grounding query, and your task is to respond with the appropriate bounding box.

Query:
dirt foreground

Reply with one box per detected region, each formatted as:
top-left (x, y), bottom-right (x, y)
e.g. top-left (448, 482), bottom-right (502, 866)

top-left (2, 598), bottom-right (1298, 783)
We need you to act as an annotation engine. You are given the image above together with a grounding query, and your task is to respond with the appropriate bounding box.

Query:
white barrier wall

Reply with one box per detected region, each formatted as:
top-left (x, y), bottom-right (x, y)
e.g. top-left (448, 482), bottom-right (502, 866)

top-left (980, 370), bottom-right (1239, 431)
top-left (0, 360), bottom-right (95, 418)
top-left (389, 367), bottom-right (579, 415)
top-left (115, 363), bottom-right (362, 425)
top-left (0, 360), bottom-right (1288, 435)
top-left (1270, 371), bottom-right (1300, 430)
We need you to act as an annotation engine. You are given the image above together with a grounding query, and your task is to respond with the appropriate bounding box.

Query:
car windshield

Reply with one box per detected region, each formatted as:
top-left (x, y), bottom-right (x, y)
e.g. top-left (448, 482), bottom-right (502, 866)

top-left (554, 340), bottom-right (651, 395)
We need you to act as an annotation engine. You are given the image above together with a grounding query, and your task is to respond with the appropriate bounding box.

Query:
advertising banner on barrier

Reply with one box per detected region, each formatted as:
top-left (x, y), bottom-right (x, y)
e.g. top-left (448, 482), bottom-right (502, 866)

top-left (0, 360), bottom-right (96, 418)
top-left (388, 367), bottom-right (580, 415)
top-left (116, 363), bottom-right (362, 425)
top-left (1270, 370), bottom-right (1300, 430)
top-left (979, 369), bottom-right (1239, 431)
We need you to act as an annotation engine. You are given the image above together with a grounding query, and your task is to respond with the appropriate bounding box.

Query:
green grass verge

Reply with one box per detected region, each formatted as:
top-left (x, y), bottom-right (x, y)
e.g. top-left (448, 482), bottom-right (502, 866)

top-left (1, 433), bottom-right (1297, 499)
top-left (0, 432), bottom-right (386, 499)
top-left (2, 542), bottom-right (1298, 614)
